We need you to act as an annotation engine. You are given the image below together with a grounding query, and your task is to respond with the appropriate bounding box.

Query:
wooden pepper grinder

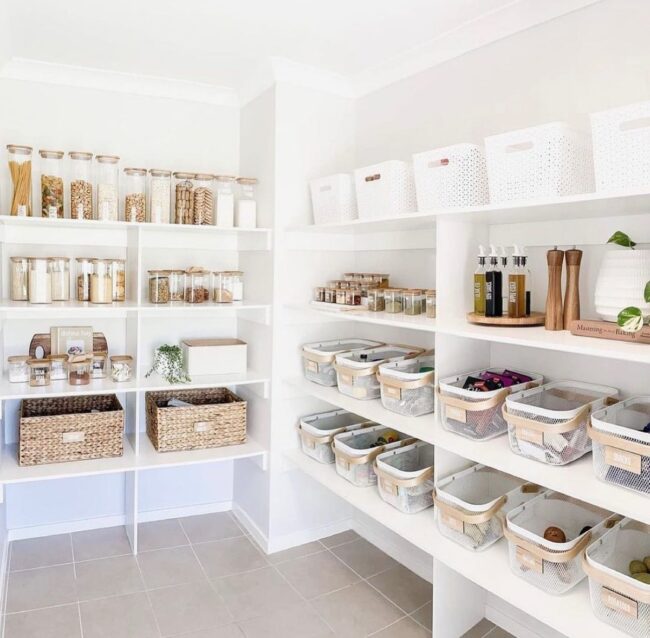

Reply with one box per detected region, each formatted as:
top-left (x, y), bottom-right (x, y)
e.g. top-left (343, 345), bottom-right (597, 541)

top-left (563, 247), bottom-right (582, 329)
top-left (545, 246), bottom-right (565, 331)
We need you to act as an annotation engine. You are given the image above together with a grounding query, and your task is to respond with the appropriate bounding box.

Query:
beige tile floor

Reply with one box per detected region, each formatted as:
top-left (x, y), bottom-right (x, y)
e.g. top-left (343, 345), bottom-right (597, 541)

top-left (1, 514), bottom-right (513, 638)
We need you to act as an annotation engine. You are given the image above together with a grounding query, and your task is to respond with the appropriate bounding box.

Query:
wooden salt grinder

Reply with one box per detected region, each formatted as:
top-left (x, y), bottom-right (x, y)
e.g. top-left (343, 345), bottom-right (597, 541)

top-left (563, 247), bottom-right (582, 329)
top-left (545, 247), bottom-right (565, 331)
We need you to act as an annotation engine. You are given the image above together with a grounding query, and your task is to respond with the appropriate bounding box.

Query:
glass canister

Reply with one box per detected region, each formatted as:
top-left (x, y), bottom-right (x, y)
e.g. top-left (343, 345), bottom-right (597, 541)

top-left (110, 259), bottom-right (126, 302)
top-left (50, 257), bottom-right (71, 301)
top-left (76, 257), bottom-right (94, 302)
top-left (375, 274), bottom-right (390, 288)
top-left (10, 256), bottom-right (29, 301)
top-left (69, 151), bottom-right (93, 219)
top-left (90, 259), bottom-right (113, 304)
top-left (7, 144), bottom-right (33, 216)
top-left (168, 269), bottom-right (185, 302)
top-left (148, 269), bottom-right (170, 304)
top-left (193, 173), bottom-right (214, 225)
top-left (8, 355), bottom-right (29, 383)
top-left (124, 168), bottom-right (146, 223)
top-left (48, 354), bottom-right (68, 381)
top-left (91, 352), bottom-right (108, 379)
top-left (185, 268), bottom-right (209, 303)
top-left (68, 355), bottom-right (91, 385)
top-left (236, 177), bottom-right (257, 228)
top-left (313, 287), bottom-right (325, 302)
top-left (213, 271), bottom-right (243, 303)
top-left (336, 288), bottom-right (347, 304)
top-left (39, 150), bottom-right (64, 218)
top-left (215, 175), bottom-right (236, 228)
top-left (368, 288), bottom-right (385, 312)
top-left (384, 288), bottom-right (404, 314)
top-left (426, 289), bottom-right (437, 319)
top-left (96, 155), bottom-right (120, 221)
top-left (28, 358), bottom-right (51, 387)
top-left (28, 257), bottom-right (52, 304)
top-left (346, 287), bottom-right (362, 306)
top-left (110, 355), bottom-right (133, 382)
top-left (173, 172), bottom-right (195, 224)
top-left (148, 169), bottom-right (171, 224)
top-left (324, 287), bottom-right (336, 303)
top-left (404, 289), bottom-right (424, 316)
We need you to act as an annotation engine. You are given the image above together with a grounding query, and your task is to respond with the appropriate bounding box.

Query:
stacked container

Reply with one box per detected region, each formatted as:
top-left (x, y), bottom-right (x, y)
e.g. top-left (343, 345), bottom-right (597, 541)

top-left (377, 352), bottom-right (435, 417)
top-left (309, 173), bottom-right (358, 225)
top-left (354, 161), bottom-right (416, 220)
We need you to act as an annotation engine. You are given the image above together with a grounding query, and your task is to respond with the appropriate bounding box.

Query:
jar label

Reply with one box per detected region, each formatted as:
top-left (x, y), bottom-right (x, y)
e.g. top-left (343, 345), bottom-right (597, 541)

top-left (604, 446), bottom-right (642, 475)
top-left (601, 588), bottom-right (638, 619)
top-left (446, 405), bottom-right (467, 424)
top-left (516, 426), bottom-right (544, 447)
top-left (515, 546), bottom-right (543, 573)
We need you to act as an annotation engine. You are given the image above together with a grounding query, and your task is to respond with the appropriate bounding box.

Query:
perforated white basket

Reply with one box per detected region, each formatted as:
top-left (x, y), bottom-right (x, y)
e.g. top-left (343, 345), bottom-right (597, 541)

top-left (438, 368), bottom-right (543, 441)
top-left (505, 491), bottom-right (614, 595)
top-left (485, 122), bottom-right (594, 203)
top-left (309, 173), bottom-right (358, 225)
top-left (434, 465), bottom-right (542, 552)
top-left (375, 442), bottom-right (434, 513)
top-left (378, 353), bottom-right (435, 417)
top-left (584, 518), bottom-right (650, 638)
top-left (504, 380), bottom-right (618, 466)
top-left (591, 101), bottom-right (650, 192)
top-left (354, 160), bottom-right (416, 220)
top-left (590, 397), bottom-right (650, 496)
top-left (413, 143), bottom-right (489, 210)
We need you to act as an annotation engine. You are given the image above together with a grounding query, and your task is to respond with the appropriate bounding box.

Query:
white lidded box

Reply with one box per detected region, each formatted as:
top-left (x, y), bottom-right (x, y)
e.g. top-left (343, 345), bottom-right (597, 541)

top-left (584, 517), bottom-right (650, 638)
top-left (309, 173), bottom-right (357, 226)
top-left (181, 338), bottom-right (247, 376)
top-left (591, 100), bottom-right (650, 192)
top-left (354, 160), bottom-right (416, 220)
top-left (504, 490), bottom-right (614, 595)
top-left (377, 352), bottom-right (435, 417)
top-left (589, 396), bottom-right (650, 496)
top-left (434, 465), bottom-right (542, 552)
top-left (503, 380), bottom-right (618, 466)
top-left (413, 143), bottom-right (489, 210)
top-left (485, 121), bottom-right (594, 203)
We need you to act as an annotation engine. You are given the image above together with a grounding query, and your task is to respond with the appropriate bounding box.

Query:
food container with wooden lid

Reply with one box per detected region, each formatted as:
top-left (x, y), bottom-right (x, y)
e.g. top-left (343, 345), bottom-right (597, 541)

top-left (149, 169), bottom-right (171, 224)
top-left (69, 151), bottom-right (93, 219)
top-left (90, 259), bottom-right (113, 304)
top-left (110, 259), bottom-right (126, 302)
top-left (185, 268), bottom-right (209, 303)
top-left (8, 355), bottom-right (29, 383)
top-left (193, 173), bottom-right (214, 225)
top-left (39, 150), bottom-right (64, 218)
top-left (10, 256), bottom-right (29, 301)
top-left (8, 144), bottom-right (33, 216)
top-left (91, 352), bottom-right (108, 379)
top-left (148, 269), bottom-right (170, 304)
top-left (124, 168), bottom-right (146, 223)
top-left (168, 269), bottom-right (185, 301)
top-left (68, 355), bottom-right (92, 385)
top-left (48, 354), bottom-right (68, 381)
top-left (28, 358), bottom-right (51, 387)
top-left (384, 289), bottom-right (404, 314)
top-left (96, 155), bottom-right (120, 221)
top-left (403, 289), bottom-right (424, 316)
top-left (173, 172), bottom-right (195, 224)
top-left (76, 257), bottom-right (94, 302)
top-left (110, 355), bottom-right (134, 382)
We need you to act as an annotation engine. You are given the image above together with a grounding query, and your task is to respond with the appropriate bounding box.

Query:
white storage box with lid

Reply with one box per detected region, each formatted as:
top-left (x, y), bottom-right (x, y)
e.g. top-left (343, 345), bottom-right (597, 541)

top-left (309, 173), bottom-right (357, 225)
top-left (333, 424), bottom-right (415, 487)
top-left (297, 409), bottom-right (373, 464)
top-left (413, 143), bottom-right (489, 210)
top-left (434, 465), bottom-right (542, 552)
top-left (301, 339), bottom-right (383, 387)
top-left (583, 517), bottom-right (650, 638)
top-left (354, 160), bottom-right (416, 220)
top-left (377, 352), bottom-right (435, 417)
top-left (334, 345), bottom-right (423, 400)
top-left (503, 380), bottom-right (618, 466)
top-left (374, 441), bottom-right (434, 513)
top-left (591, 101), bottom-right (650, 192)
top-left (484, 121), bottom-right (594, 203)
top-left (181, 339), bottom-right (246, 376)
top-left (438, 368), bottom-right (543, 441)
top-left (589, 397), bottom-right (650, 496)
top-left (504, 490), bottom-right (614, 595)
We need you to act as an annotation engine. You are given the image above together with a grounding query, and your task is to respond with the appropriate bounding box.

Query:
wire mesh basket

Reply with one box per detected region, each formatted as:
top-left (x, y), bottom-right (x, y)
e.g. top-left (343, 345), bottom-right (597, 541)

top-left (378, 353), bottom-right (435, 417)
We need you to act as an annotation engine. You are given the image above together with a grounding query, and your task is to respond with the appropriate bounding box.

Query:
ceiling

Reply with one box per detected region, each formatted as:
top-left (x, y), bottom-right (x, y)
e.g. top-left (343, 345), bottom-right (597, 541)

top-left (0, 0), bottom-right (602, 103)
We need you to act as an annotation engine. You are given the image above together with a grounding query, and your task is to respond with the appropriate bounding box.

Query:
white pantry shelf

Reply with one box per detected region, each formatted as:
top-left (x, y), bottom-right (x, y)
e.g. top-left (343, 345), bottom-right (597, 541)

top-left (139, 369), bottom-right (269, 395)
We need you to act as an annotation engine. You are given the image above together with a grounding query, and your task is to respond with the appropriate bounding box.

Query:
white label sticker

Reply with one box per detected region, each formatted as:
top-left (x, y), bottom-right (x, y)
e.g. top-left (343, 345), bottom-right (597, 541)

top-left (602, 588), bottom-right (638, 619)
top-left (446, 405), bottom-right (467, 424)
top-left (604, 446), bottom-right (642, 475)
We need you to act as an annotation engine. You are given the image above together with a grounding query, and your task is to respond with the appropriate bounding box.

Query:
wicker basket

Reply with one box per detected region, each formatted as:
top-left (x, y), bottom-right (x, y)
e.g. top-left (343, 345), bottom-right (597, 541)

top-left (146, 388), bottom-right (246, 452)
top-left (19, 395), bottom-right (124, 466)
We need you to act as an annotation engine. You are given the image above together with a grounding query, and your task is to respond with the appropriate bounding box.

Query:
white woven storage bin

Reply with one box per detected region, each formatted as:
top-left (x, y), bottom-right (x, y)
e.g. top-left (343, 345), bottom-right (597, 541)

top-left (503, 381), bottom-right (618, 466)
top-left (354, 160), bottom-right (416, 220)
top-left (584, 518), bottom-right (650, 638)
top-left (375, 442), bottom-right (434, 513)
top-left (309, 173), bottom-right (358, 225)
top-left (298, 409), bottom-right (373, 464)
top-left (377, 353), bottom-right (435, 417)
top-left (334, 345), bottom-right (423, 400)
top-left (505, 491), bottom-right (614, 595)
top-left (590, 397), bottom-right (650, 496)
top-left (591, 101), bottom-right (650, 192)
top-left (301, 339), bottom-right (383, 387)
top-left (413, 143), bottom-right (489, 210)
top-left (333, 425), bottom-right (415, 487)
top-left (485, 122), bottom-right (594, 203)
top-left (438, 368), bottom-right (543, 441)
top-left (434, 465), bottom-right (542, 552)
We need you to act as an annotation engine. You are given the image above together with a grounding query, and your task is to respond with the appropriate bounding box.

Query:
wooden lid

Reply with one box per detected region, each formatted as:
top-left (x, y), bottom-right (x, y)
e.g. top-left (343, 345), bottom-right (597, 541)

top-left (7, 144), bottom-right (32, 154)
top-left (69, 151), bottom-right (93, 160)
top-left (236, 177), bottom-right (258, 185)
top-left (110, 355), bottom-right (133, 362)
top-left (182, 338), bottom-right (246, 347)
top-left (48, 354), bottom-right (68, 361)
top-left (28, 358), bottom-right (51, 366)
top-left (96, 155), bottom-right (120, 163)
top-left (149, 169), bottom-right (171, 177)
top-left (173, 172), bottom-right (196, 179)
top-left (8, 355), bottom-right (29, 363)
top-left (124, 167), bottom-right (147, 175)
top-left (39, 150), bottom-right (64, 159)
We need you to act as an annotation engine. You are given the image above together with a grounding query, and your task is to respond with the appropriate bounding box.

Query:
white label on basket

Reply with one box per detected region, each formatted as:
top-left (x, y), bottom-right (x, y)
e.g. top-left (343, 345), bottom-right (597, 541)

top-left (440, 512), bottom-right (463, 534)
top-left (516, 546), bottom-right (543, 574)
top-left (381, 478), bottom-right (398, 496)
top-left (604, 446), bottom-right (642, 474)
top-left (339, 372), bottom-right (353, 385)
top-left (516, 426), bottom-right (544, 446)
top-left (602, 588), bottom-right (638, 619)
top-left (336, 457), bottom-right (350, 471)
top-left (306, 360), bottom-right (318, 373)
top-left (384, 385), bottom-right (402, 400)
top-left (194, 421), bottom-right (213, 433)
top-left (305, 439), bottom-right (315, 449)
top-left (446, 405), bottom-right (466, 424)
top-left (62, 431), bottom-right (84, 443)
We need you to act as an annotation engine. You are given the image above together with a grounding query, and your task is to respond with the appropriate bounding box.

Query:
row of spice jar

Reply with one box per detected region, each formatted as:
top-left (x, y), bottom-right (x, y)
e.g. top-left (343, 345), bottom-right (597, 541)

top-left (8, 353), bottom-right (134, 386)
top-left (10, 257), bottom-right (126, 304)
top-left (148, 269), bottom-right (244, 304)
top-left (6, 145), bottom-right (258, 227)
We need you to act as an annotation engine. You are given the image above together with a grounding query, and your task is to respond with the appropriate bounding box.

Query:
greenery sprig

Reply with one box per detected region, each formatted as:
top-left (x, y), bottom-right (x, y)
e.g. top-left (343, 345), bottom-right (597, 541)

top-left (146, 344), bottom-right (191, 384)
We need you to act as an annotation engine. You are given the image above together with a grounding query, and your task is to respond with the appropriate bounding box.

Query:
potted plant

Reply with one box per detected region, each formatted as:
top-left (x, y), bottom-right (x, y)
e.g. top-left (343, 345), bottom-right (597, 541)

top-left (146, 344), bottom-right (191, 384)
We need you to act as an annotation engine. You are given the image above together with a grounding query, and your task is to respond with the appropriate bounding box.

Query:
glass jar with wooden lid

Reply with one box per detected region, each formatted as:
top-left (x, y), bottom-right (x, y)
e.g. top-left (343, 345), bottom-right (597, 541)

top-left (148, 270), bottom-right (170, 304)
top-left (8, 355), bottom-right (29, 383)
top-left (90, 259), bottom-right (113, 304)
top-left (7, 145), bottom-right (33, 216)
top-left (76, 257), bottom-right (94, 302)
top-left (425, 289), bottom-right (437, 318)
top-left (10, 256), bottom-right (29, 301)
top-left (96, 155), bottom-right (120, 221)
top-left (110, 259), bottom-right (126, 302)
top-left (168, 269), bottom-right (185, 302)
top-left (28, 358), bottom-right (51, 387)
top-left (193, 174), bottom-right (214, 225)
top-left (110, 355), bottom-right (133, 382)
top-left (173, 172), bottom-right (195, 224)
top-left (50, 257), bottom-right (71, 302)
top-left (403, 289), bottom-right (424, 316)
top-left (91, 352), bottom-right (108, 379)
top-left (368, 288), bottom-right (385, 312)
top-left (69, 152), bottom-right (93, 219)
top-left (384, 288), bottom-right (404, 314)
top-left (48, 354), bottom-right (68, 381)
top-left (39, 150), bottom-right (64, 218)
top-left (185, 268), bottom-right (209, 303)
top-left (149, 169), bottom-right (171, 224)
top-left (68, 355), bottom-right (92, 385)
top-left (124, 168), bottom-right (146, 223)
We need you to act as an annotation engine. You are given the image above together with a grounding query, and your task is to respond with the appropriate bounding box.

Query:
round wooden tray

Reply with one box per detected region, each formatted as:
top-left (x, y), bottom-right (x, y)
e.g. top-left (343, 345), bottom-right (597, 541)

top-left (466, 311), bottom-right (545, 326)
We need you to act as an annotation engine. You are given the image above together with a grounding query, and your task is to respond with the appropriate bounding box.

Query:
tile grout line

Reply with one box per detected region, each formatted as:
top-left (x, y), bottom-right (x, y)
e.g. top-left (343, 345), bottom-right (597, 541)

top-left (407, 599), bottom-right (433, 633)
top-left (132, 539), bottom-right (165, 638)
top-left (69, 534), bottom-right (85, 638)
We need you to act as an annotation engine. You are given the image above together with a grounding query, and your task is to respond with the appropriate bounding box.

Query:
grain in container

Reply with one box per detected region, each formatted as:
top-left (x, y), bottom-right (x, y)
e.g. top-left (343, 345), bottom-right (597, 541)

top-left (96, 155), bottom-right (119, 221)
top-left (39, 150), bottom-right (64, 218)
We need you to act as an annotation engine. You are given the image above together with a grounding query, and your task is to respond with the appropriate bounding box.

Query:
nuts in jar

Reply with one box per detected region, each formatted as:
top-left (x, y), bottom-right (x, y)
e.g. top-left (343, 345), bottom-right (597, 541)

top-left (69, 151), bottom-right (93, 219)
top-left (185, 268), bottom-right (209, 303)
top-left (39, 150), bottom-right (64, 218)
top-left (148, 270), bottom-right (170, 304)
top-left (124, 167), bottom-right (146, 222)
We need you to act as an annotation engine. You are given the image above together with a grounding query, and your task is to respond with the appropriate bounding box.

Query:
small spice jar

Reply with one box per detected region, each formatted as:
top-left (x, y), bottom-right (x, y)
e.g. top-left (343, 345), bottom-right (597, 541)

top-left (346, 287), bottom-right (362, 306)
top-left (368, 288), bottom-right (385, 312)
top-left (193, 173), bottom-right (214, 225)
top-left (48, 354), bottom-right (68, 381)
top-left (375, 274), bottom-right (390, 289)
top-left (8, 355), bottom-right (29, 383)
top-left (96, 155), bottom-right (120, 221)
top-left (313, 287), bottom-right (325, 302)
top-left (173, 172), bottom-right (195, 224)
top-left (384, 288), bottom-right (404, 314)
top-left (148, 169), bottom-right (171, 224)
top-left (343, 272), bottom-right (357, 282)
top-left (8, 144), bottom-right (33, 217)
top-left (50, 257), bottom-right (71, 302)
top-left (10, 256), bottom-right (29, 301)
top-left (39, 150), bottom-right (64, 218)
top-left (110, 355), bottom-right (133, 382)
top-left (68, 355), bottom-right (91, 385)
top-left (69, 151), bottom-right (93, 219)
top-left (336, 288), bottom-right (347, 305)
top-left (110, 259), bottom-right (126, 302)
top-left (404, 289), bottom-right (424, 316)
top-left (76, 257), bottom-right (94, 302)
top-left (28, 358), bottom-right (51, 387)
top-left (185, 268), bottom-right (209, 303)
top-left (28, 257), bottom-right (52, 304)
top-left (124, 168), bottom-right (147, 222)
top-left (90, 259), bottom-right (113, 304)
top-left (168, 269), bottom-right (185, 301)
top-left (236, 177), bottom-right (257, 228)
top-left (324, 287), bottom-right (335, 304)
top-left (426, 289), bottom-right (437, 319)
top-left (148, 269), bottom-right (170, 304)
top-left (91, 352), bottom-right (108, 379)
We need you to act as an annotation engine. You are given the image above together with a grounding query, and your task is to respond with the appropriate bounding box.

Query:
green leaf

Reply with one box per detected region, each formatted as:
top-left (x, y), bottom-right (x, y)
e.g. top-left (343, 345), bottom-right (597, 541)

top-left (645, 280), bottom-right (650, 303)
top-left (617, 306), bottom-right (644, 333)
top-left (607, 231), bottom-right (636, 248)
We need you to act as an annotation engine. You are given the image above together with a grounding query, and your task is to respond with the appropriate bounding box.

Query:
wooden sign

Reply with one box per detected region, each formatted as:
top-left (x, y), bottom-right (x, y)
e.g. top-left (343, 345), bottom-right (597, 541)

top-left (570, 320), bottom-right (650, 344)
top-left (29, 331), bottom-right (108, 358)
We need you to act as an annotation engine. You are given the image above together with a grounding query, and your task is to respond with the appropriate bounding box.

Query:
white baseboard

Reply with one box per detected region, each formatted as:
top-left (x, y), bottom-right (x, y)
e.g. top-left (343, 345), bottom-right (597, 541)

top-left (231, 504), bottom-right (270, 552)
top-left (486, 594), bottom-right (565, 638)
top-left (138, 501), bottom-right (232, 523)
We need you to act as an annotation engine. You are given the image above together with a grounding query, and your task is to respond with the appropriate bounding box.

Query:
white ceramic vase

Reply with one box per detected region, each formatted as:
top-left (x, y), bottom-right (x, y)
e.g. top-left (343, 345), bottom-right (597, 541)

top-left (594, 247), bottom-right (650, 321)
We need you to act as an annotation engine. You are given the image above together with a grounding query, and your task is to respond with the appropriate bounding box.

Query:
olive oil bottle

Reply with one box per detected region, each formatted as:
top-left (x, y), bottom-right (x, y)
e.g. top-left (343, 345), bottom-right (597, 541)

top-left (508, 246), bottom-right (526, 318)
top-left (485, 245), bottom-right (502, 317)
top-left (473, 245), bottom-right (487, 315)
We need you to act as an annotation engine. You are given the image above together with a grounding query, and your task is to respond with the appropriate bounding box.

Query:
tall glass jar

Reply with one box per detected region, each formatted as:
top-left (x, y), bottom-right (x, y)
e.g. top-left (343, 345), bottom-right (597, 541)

top-left (69, 152), bottom-right (93, 219)
top-left (90, 259), bottom-right (113, 304)
top-left (91, 352), bottom-right (108, 379)
top-left (168, 269), bottom-right (185, 302)
top-left (110, 259), bottom-right (126, 302)
top-left (173, 172), bottom-right (195, 224)
top-left (236, 177), bottom-right (257, 228)
top-left (39, 150), bottom-right (64, 218)
top-left (50, 257), bottom-right (71, 301)
top-left (28, 258), bottom-right (52, 304)
top-left (10, 256), bottom-right (29, 301)
top-left (96, 155), bottom-right (120, 221)
top-left (215, 175), bottom-right (236, 228)
top-left (76, 257), bottom-right (94, 302)
top-left (124, 168), bottom-right (146, 222)
top-left (148, 169), bottom-right (171, 224)
top-left (426, 289), bottom-right (437, 319)
top-left (7, 145), bottom-right (33, 216)
top-left (185, 268), bottom-right (209, 303)
top-left (148, 270), bottom-right (169, 304)
top-left (48, 354), bottom-right (68, 381)
top-left (193, 173), bottom-right (214, 225)
top-left (384, 289), bottom-right (404, 314)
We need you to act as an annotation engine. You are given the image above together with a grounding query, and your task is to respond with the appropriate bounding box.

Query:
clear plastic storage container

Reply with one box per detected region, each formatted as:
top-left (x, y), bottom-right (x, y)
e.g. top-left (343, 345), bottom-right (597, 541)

top-left (96, 155), bottom-right (119, 221)
top-left (7, 144), bottom-right (32, 216)
top-left (69, 152), bottom-right (93, 219)
top-left (378, 353), bottom-right (435, 417)
top-left (10, 256), bottom-right (29, 301)
top-left (39, 150), bottom-right (64, 218)
top-left (193, 173), bottom-right (214, 225)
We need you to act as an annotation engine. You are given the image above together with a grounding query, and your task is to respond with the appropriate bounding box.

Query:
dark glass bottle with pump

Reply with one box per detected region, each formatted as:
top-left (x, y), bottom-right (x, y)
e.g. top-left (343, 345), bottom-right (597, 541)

top-left (485, 246), bottom-right (502, 317)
